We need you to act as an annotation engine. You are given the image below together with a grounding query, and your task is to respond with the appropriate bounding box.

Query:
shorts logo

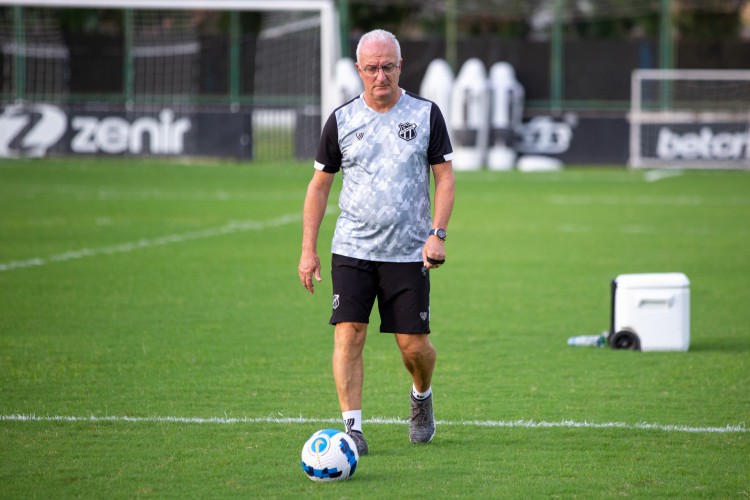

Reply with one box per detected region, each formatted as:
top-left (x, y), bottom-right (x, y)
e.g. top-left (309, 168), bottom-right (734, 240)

top-left (332, 294), bottom-right (340, 309)
top-left (398, 122), bottom-right (417, 141)
top-left (420, 312), bottom-right (428, 321)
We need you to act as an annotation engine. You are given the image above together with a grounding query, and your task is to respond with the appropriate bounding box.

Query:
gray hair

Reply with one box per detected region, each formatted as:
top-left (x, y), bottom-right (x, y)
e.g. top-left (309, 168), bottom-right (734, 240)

top-left (356, 29), bottom-right (402, 64)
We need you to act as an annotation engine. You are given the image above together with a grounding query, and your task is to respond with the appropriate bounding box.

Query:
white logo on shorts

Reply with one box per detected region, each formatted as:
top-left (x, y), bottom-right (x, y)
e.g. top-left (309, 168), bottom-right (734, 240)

top-left (420, 312), bottom-right (428, 321)
top-left (333, 294), bottom-right (340, 309)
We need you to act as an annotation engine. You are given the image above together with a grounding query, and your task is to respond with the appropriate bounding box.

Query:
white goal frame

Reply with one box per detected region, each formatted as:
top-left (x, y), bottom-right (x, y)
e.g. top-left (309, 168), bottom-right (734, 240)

top-left (0, 0), bottom-right (340, 121)
top-left (629, 69), bottom-right (750, 170)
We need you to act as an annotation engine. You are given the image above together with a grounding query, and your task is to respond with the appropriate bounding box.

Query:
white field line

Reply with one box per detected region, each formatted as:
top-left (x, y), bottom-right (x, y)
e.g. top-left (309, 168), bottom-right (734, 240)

top-left (0, 212), bottom-right (305, 273)
top-left (548, 195), bottom-right (705, 206)
top-left (548, 194), bottom-right (750, 206)
top-left (644, 169), bottom-right (684, 183)
top-left (14, 184), bottom-right (301, 202)
top-left (1, 414), bottom-right (745, 434)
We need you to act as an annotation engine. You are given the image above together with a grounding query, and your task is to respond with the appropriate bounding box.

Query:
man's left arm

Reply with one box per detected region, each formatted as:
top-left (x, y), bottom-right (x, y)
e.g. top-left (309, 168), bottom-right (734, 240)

top-left (423, 160), bottom-right (455, 269)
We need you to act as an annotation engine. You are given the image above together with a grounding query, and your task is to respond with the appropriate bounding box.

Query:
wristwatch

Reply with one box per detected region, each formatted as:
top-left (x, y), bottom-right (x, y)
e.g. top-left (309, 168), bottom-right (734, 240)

top-left (429, 228), bottom-right (447, 241)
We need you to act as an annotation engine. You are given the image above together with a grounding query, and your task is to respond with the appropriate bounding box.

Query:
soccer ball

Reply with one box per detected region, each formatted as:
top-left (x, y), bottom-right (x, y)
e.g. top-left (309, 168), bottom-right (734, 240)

top-left (300, 429), bottom-right (358, 482)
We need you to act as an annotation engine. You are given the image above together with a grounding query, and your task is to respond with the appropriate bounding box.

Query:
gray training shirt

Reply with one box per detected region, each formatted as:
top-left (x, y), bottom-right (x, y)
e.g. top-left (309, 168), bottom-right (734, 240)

top-left (314, 89), bottom-right (453, 262)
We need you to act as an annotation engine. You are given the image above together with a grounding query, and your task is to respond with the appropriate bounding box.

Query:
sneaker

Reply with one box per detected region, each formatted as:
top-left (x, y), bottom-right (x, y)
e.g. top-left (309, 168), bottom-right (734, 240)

top-left (347, 430), bottom-right (368, 456)
top-left (409, 393), bottom-right (435, 443)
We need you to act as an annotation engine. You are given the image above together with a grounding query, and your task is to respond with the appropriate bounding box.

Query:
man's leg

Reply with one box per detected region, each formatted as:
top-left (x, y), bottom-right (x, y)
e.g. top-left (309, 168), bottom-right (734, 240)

top-left (395, 333), bottom-right (437, 443)
top-left (395, 333), bottom-right (436, 391)
top-left (333, 321), bottom-right (369, 455)
top-left (333, 321), bottom-right (368, 410)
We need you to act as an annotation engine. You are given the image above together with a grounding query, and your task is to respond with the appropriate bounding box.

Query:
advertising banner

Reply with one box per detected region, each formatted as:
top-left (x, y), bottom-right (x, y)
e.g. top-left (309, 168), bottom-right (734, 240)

top-left (0, 104), bottom-right (252, 160)
top-left (514, 114), bottom-right (630, 166)
top-left (640, 123), bottom-right (749, 166)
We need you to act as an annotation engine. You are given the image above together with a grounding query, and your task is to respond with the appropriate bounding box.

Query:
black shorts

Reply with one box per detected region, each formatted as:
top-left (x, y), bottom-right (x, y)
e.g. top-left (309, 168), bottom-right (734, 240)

top-left (330, 254), bottom-right (430, 334)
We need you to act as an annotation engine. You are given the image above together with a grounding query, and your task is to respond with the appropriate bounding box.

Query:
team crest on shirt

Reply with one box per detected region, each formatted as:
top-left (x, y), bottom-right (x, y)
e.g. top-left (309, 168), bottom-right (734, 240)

top-left (398, 122), bottom-right (417, 141)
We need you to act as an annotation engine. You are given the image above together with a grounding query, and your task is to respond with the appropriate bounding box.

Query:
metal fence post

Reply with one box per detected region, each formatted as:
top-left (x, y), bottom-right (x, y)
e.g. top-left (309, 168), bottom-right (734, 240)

top-left (13, 5), bottom-right (25, 102)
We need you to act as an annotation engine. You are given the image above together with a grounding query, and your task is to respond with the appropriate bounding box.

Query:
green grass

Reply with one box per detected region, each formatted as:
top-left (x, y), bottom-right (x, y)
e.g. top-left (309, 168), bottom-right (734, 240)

top-left (1, 158), bottom-right (748, 498)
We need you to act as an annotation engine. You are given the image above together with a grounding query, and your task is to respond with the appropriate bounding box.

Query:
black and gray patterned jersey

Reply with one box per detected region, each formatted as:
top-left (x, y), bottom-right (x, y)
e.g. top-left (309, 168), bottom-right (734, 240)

top-left (314, 89), bottom-right (453, 262)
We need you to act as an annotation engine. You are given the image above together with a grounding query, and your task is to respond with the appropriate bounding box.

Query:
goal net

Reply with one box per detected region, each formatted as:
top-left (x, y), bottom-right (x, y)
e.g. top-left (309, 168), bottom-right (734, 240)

top-left (629, 69), bottom-right (750, 169)
top-left (0, 0), bottom-right (337, 160)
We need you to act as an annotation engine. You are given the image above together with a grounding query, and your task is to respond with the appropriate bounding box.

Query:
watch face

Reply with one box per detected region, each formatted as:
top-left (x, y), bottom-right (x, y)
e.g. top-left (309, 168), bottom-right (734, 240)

top-left (436, 228), bottom-right (446, 239)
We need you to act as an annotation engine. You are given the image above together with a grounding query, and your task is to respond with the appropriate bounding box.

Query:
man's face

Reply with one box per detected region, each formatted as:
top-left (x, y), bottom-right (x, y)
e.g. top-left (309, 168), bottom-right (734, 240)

top-left (356, 39), bottom-right (402, 109)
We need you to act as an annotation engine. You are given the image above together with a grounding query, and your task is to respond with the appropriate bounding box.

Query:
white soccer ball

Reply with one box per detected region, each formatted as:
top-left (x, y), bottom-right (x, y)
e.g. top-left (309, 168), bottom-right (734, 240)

top-left (300, 429), bottom-right (359, 482)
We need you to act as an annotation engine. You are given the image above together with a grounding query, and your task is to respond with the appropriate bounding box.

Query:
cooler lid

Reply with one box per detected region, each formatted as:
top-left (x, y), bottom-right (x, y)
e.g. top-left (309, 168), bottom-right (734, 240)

top-left (614, 272), bottom-right (690, 289)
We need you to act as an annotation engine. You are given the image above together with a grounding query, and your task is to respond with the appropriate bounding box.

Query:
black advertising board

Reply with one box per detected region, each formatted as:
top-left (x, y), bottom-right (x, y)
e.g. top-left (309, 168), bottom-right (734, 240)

top-left (0, 104), bottom-right (252, 160)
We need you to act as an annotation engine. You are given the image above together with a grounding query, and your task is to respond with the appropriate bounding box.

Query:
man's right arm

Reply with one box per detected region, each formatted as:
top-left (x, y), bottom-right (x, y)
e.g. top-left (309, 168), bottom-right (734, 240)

top-left (298, 169), bottom-right (335, 294)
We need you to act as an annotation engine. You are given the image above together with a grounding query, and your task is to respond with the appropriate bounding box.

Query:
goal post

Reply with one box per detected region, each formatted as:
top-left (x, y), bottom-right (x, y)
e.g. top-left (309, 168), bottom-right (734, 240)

top-left (0, 0), bottom-right (338, 117)
top-left (629, 69), bottom-right (750, 169)
top-left (0, 0), bottom-right (339, 160)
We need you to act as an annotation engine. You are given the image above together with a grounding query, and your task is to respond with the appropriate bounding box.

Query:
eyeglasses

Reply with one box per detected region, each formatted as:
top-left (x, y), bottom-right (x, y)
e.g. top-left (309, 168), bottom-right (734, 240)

top-left (360, 63), bottom-right (400, 77)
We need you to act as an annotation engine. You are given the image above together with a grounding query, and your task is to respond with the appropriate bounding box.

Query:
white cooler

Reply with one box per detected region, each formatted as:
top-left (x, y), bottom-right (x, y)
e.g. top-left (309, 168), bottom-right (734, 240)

top-left (609, 273), bottom-right (690, 352)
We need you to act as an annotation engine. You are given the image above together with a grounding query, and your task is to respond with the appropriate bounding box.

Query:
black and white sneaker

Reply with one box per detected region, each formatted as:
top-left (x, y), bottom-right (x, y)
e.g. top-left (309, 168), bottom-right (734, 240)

top-left (409, 393), bottom-right (435, 443)
top-left (347, 430), bottom-right (368, 456)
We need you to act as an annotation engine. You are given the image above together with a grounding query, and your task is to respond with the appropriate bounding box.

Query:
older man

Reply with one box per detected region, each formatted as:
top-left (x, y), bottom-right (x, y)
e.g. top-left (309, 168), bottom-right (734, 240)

top-left (298, 29), bottom-right (455, 455)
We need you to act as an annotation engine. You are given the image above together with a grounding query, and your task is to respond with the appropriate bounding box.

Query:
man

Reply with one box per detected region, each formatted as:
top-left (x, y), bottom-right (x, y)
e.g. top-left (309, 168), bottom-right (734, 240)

top-left (298, 29), bottom-right (455, 456)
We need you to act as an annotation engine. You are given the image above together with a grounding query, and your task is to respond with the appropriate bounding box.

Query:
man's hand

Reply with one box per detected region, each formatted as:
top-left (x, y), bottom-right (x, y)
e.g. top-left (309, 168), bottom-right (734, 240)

top-left (299, 250), bottom-right (322, 294)
top-left (422, 237), bottom-right (446, 270)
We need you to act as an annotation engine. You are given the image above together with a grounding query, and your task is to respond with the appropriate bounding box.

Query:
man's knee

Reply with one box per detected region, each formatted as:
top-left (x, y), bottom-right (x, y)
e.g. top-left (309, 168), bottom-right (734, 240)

top-left (334, 322), bottom-right (368, 351)
top-left (396, 334), bottom-right (435, 360)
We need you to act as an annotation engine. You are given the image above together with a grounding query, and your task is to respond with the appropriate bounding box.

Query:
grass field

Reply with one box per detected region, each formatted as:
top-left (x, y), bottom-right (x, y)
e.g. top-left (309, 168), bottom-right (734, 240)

top-left (1, 158), bottom-right (748, 498)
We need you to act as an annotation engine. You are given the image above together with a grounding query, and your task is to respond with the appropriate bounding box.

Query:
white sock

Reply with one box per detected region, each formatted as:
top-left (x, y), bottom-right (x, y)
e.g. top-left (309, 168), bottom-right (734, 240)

top-left (342, 410), bottom-right (362, 433)
top-left (412, 385), bottom-right (432, 400)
